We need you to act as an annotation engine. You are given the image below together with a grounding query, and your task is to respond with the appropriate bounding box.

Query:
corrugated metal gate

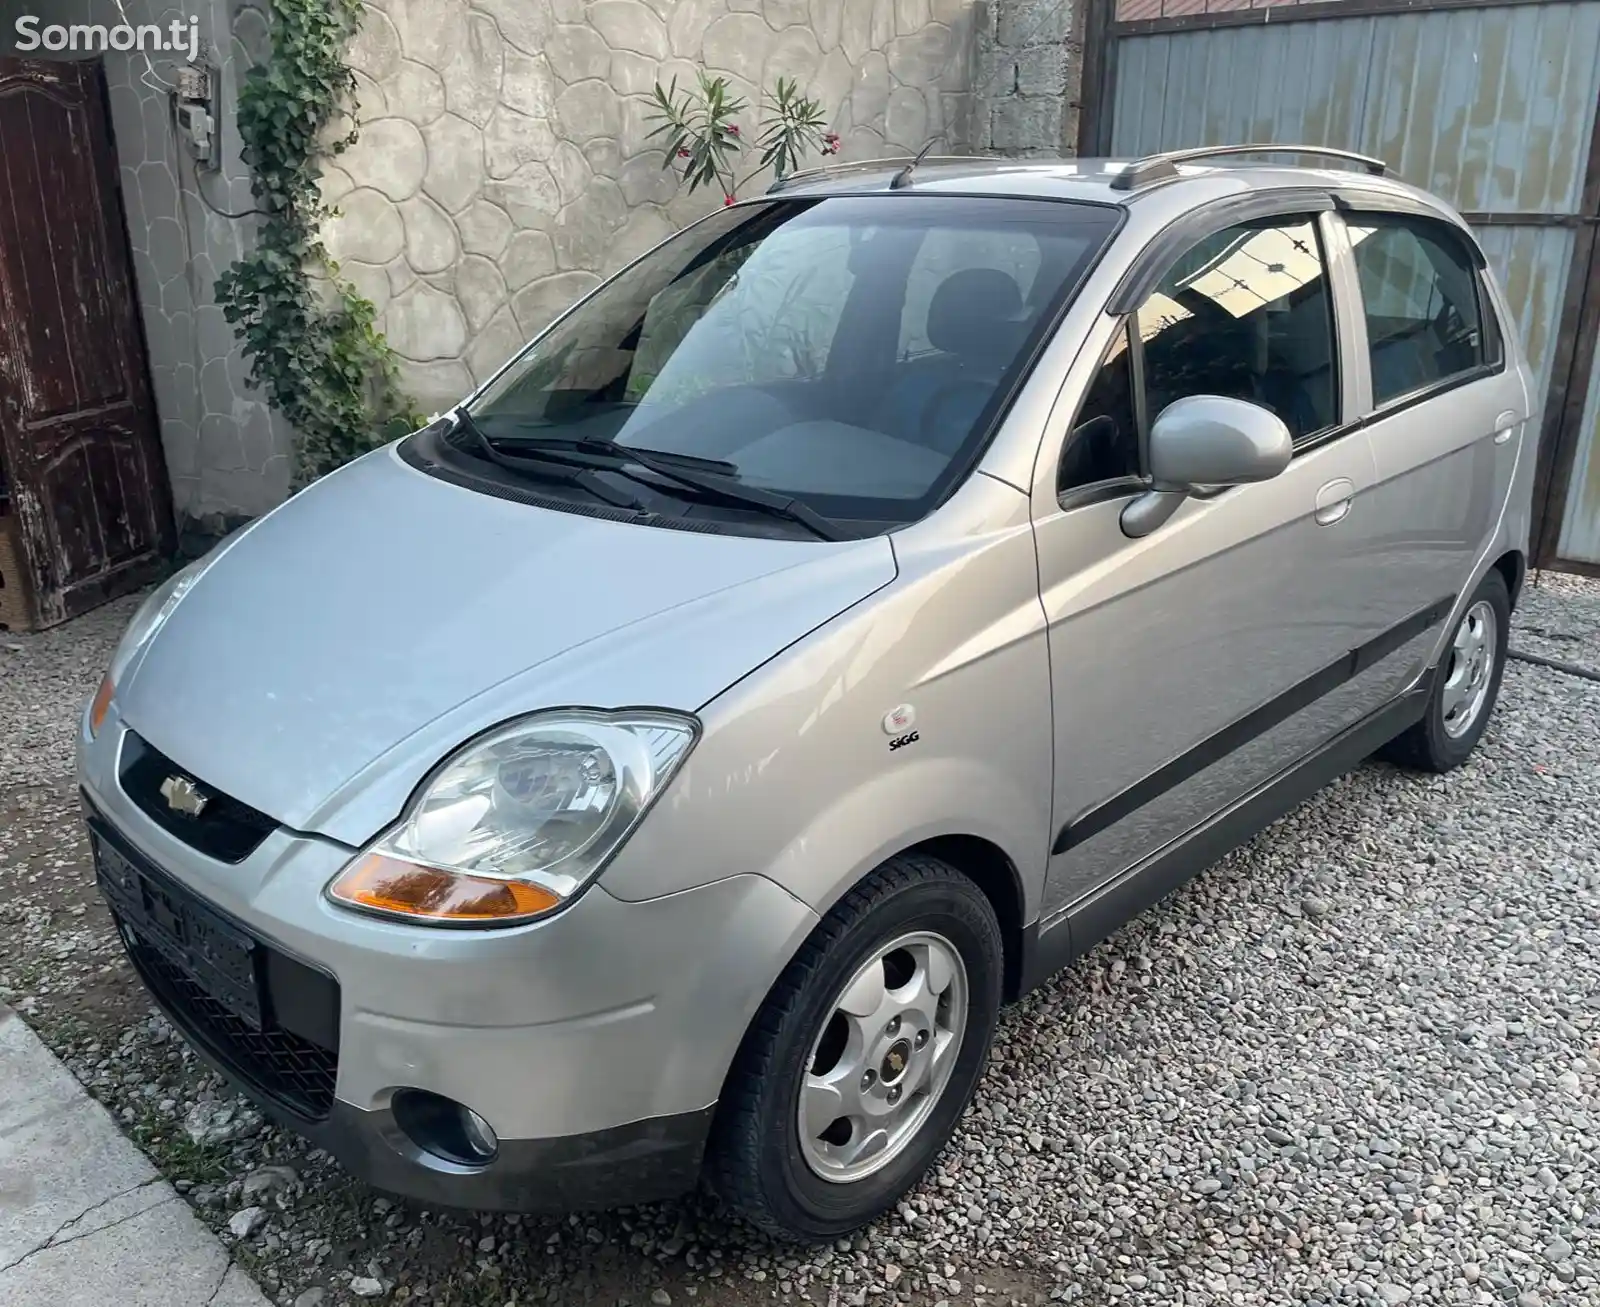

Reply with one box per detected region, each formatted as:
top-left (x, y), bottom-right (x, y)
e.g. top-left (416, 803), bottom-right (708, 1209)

top-left (1077, 0), bottom-right (1600, 574)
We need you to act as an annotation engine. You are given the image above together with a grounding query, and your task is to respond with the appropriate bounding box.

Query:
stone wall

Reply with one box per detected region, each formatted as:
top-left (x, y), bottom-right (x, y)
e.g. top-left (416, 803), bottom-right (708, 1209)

top-left (10, 0), bottom-right (1021, 526)
top-left (326, 0), bottom-right (985, 416)
top-left (974, 0), bottom-right (1083, 157)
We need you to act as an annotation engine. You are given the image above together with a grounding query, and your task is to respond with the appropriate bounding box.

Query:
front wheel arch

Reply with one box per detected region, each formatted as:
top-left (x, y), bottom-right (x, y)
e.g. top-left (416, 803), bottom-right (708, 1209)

top-left (704, 851), bottom-right (1004, 1241)
top-left (908, 834), bottom-right (1027, 999)
top-left (708, 842), bottom-right (1019, 1129)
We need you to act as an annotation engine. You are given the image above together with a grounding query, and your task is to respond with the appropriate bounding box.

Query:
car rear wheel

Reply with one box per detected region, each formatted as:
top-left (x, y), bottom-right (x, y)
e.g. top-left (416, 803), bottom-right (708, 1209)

top-left (706, 854), bottom-right (1002, 1242)
top-left (1382, 569), bottom-right (1510, 773)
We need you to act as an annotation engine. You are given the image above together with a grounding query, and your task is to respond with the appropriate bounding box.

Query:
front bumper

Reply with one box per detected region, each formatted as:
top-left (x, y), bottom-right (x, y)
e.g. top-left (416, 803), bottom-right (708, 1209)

top-left (77, 710), bottom-right (818, 1211)
top-left (232, 1067), bottom-right (715, 1212)
top-left (296, 1098), bottom-right (714, 1212)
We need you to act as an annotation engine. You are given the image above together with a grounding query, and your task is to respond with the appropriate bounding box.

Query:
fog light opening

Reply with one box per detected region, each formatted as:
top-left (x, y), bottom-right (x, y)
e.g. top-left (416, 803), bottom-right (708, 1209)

top-left (392, 1089), bottom-right (499, 1166)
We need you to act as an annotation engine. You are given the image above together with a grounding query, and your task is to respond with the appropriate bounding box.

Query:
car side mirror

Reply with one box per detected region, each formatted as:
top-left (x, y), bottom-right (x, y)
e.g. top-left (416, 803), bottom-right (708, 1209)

top-left (1121, 395), bottom-right (1293, 538)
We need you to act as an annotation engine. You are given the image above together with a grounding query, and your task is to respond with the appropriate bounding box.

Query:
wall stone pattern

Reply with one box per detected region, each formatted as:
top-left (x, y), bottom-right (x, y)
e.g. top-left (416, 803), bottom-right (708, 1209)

top-left (975, 0), bottom-right (1083, 157)
top-left (326, 0), bottom-right (984, 416)
top-left (30, 0), bottom-right (1057, 525)
top-left (42, 0), bottom-right (293, 530)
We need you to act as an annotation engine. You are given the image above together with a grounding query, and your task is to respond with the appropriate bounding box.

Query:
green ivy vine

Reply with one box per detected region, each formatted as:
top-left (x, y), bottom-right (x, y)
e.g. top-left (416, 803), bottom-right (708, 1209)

top-left (215, 0), bottom-right (420, 488)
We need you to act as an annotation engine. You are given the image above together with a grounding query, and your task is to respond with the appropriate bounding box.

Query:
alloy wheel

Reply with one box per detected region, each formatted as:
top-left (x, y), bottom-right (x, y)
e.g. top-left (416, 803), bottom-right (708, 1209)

top-left (1442, 599), bottom-right (1498, 738)
top-left (797, 931), bottom-right (968, 1184)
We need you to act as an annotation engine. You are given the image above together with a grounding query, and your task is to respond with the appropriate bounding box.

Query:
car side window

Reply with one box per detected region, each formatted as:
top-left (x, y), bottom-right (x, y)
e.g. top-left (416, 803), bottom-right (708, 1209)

top-left (1059, 321), bottom-right (1141, 495)
top-left (1137, 216), bottom-right (1338, 442)
top-left (1347, 216), bottom-right (1485, 406)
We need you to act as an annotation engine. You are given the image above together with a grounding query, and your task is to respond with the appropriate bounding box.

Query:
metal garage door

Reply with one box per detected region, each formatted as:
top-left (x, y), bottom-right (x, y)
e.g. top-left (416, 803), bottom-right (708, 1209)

top-left (1077, 0), bottom-right (1600, 573)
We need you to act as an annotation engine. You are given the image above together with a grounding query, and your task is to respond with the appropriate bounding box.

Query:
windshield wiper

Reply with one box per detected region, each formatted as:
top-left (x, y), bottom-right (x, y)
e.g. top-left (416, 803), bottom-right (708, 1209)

top-left (451, 409), bottom-right (653, 515)
top-left (459, 418), bottom-right (847, 542)
top-left (483, 426), bottom-right (740, 477)
top-left (610, 446), bottom-right (847, 541)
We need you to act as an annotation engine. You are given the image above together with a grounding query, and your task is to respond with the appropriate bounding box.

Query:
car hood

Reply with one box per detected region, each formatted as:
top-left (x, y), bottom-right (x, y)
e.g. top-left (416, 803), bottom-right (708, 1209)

top-left (118, 445), bottom-right (896, 846)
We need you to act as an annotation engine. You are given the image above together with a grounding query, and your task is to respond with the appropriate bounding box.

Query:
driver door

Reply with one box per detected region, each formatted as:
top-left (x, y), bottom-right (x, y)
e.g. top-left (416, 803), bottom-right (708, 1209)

top-left (1031, 209), bottom-right (1391, 953)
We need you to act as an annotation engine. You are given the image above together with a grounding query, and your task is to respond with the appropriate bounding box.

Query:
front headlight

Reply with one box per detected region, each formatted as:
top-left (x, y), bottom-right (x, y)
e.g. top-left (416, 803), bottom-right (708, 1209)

top-left (88, 557), bottom-right (209, 737)
top-left (326, 709), bottom-right (698, 927)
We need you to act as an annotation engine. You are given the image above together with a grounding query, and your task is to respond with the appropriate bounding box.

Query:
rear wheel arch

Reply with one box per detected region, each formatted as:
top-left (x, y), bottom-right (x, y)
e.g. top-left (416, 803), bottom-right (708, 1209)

top-left (1493, 549), bottom-right (1526, 611)
top-left (1383, 566), bottom-right (1510, 772)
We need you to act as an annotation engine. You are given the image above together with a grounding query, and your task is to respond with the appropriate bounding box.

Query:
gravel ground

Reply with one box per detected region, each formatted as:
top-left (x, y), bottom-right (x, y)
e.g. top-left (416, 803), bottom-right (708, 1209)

top-left (1, 578), bottom-right (1597, 1307)
top-left (1514, 573), bottom-right (1600, 676)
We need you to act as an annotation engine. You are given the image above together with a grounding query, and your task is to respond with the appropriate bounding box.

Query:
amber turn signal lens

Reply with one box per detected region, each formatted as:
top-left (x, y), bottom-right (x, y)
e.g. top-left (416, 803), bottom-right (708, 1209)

top-left (328, 854), bottom-right (561, 924)
top-left (89, 675), bottom-right (115, 737)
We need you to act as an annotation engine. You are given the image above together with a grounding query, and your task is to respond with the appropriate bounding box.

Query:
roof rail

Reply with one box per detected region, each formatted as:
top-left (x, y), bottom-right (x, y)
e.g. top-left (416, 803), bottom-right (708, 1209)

top-left (1109, 143), bottom-right (1388, 192)
top-left (766, 153), bottom-right (976, 194)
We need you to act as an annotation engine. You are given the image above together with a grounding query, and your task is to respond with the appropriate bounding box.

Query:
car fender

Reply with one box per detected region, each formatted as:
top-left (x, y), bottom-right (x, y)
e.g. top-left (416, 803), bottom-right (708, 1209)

top-left (755, 753), bottom-right (1041, 924)
top-left (601, 473), bottom-right (1053, 929)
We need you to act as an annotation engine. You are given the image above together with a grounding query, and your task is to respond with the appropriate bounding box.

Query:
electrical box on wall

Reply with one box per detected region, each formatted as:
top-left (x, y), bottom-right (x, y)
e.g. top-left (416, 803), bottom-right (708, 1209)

top-left (173, 64), bottom-right (219, 169)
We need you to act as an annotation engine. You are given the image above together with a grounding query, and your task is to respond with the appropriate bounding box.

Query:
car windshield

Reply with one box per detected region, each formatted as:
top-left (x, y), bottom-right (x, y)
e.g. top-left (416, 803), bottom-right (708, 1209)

top-left (463, 195), bottom-right (1119, 532)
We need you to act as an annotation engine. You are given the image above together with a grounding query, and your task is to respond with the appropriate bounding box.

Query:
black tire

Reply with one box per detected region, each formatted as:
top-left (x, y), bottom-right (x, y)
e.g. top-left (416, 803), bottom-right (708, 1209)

top-left (705, 854), bottom-right (1003, 1242)
top-left (1381, 568), bottom-right (1510, 773)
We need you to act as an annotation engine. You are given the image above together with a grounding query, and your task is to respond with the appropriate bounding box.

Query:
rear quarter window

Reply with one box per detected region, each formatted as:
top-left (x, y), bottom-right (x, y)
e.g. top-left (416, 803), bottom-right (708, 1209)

top-left (1346, 215), bottom-right (1489, 406)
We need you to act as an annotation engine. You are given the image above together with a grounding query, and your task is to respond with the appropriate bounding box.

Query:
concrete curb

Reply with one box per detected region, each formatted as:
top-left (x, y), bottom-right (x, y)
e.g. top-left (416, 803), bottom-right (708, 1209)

top-left (0, 1003), bottom-right (270, 1306)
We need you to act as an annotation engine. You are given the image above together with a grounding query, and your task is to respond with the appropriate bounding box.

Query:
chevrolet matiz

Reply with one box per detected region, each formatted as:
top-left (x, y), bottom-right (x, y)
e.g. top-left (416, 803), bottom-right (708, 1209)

top-left (79, 146), bottom-right (1534, 1241)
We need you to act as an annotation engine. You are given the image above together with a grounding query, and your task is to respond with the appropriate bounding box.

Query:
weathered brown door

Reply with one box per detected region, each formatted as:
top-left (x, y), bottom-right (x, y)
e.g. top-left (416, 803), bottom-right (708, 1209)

top-left (0, 57), bottom-right (172, 627)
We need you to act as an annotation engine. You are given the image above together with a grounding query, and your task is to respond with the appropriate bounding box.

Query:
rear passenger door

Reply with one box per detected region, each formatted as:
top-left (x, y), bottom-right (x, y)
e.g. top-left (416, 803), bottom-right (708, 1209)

top-left (1333, 209), bottom-right (1528, 704)
top-left (1033, 208), bottom-right (1386, 932)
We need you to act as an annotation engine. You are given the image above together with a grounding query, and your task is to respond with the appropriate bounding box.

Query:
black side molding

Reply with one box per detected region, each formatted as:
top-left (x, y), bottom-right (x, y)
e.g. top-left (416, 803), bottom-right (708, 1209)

top-left (1053, 596), bottom-right (1455, 856)
top-left (1021, 676), bottom-right (1435, 993)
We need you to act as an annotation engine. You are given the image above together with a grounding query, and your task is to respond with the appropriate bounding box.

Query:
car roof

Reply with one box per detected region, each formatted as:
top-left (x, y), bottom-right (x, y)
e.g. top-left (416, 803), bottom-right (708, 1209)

top-left (765, 154), bottom-right (1459, 224)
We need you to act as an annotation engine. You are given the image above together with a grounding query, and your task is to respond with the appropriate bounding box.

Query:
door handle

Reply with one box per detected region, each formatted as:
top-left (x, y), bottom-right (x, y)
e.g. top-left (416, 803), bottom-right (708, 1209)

top-left (1314, 477), bottom-right (1354, 526)
top-left (1493, 410), bottom-right (1518, 445)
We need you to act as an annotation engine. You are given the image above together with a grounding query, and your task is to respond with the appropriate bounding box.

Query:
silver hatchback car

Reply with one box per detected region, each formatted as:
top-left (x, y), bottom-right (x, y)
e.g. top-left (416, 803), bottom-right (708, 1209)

top-left (78, 146), bottom-right (1534, 1241)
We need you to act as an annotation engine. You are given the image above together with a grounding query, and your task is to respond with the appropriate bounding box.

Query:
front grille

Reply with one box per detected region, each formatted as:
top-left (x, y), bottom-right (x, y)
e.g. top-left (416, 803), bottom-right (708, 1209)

top-left (118, 731), bottom-right (278, 863)
top-left (124, 935), bottom-right (340, 1120)
top-left (87, 800), bottom-right (341, 1123)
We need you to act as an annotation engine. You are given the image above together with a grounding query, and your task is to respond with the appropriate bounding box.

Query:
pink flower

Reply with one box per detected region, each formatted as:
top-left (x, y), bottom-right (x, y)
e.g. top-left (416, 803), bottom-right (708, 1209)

top-left (677, 147), bottom-right (691, 158)
top-left (723, 194), bottom-right (736, 206)
top-left (728, 124), bottom-right (740, 136)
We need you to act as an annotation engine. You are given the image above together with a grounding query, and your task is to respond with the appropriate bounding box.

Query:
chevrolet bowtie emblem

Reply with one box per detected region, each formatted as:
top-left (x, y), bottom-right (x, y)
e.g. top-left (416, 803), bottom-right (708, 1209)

top-left (159, 774), bottom-right (208, 817)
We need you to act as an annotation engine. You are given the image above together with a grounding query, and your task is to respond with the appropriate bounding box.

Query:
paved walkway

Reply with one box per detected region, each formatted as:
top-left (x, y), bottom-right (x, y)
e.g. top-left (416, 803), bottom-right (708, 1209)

top-left (0, 1003), bottom-right (268, 1307)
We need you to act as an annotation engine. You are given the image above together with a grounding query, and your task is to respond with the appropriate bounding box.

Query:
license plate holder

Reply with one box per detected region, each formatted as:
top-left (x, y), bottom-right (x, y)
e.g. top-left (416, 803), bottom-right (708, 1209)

top-left (92, 827), bottom-right (265, 1030)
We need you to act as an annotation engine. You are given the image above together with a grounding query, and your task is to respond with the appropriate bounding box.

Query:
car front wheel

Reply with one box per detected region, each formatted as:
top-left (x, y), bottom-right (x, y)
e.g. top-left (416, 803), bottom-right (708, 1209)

top-left (706, 853), bottom-right (1003, 1242)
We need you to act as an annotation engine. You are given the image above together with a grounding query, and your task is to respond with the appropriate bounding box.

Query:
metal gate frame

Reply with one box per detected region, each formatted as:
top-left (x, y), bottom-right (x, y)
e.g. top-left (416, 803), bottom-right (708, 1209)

top-left (1076, 0), bottom-right (1600, 577)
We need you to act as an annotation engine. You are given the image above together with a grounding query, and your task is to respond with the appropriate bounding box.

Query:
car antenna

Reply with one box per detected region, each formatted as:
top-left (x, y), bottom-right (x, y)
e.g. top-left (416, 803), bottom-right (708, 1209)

top-left (890, 139), bottom-right (940, 190)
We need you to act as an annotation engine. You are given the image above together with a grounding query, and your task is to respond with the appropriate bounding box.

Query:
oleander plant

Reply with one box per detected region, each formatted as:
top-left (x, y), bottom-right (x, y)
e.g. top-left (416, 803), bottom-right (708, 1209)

top-left (649, 72), bottom-right (840, 204)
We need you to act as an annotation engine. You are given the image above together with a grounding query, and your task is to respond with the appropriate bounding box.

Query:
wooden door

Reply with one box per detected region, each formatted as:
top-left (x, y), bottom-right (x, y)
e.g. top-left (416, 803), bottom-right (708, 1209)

top-left (0, 57), bottom-right (172, 627)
